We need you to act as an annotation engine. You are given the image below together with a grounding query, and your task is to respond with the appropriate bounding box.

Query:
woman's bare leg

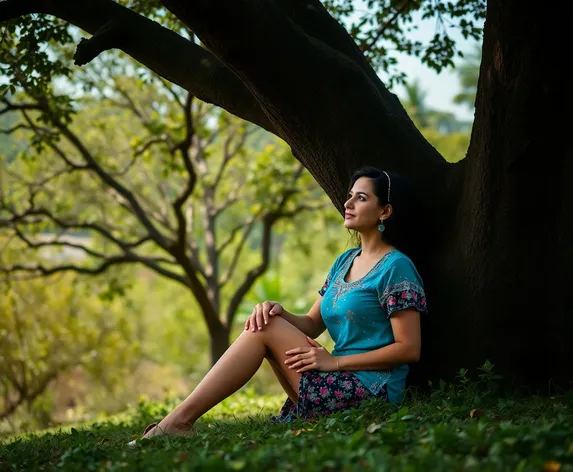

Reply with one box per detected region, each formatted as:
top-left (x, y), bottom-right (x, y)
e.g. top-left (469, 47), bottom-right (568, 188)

top-left (267, 358), bottom-right (298, 403)
top-left (145, 316), bottom-right (308, 437)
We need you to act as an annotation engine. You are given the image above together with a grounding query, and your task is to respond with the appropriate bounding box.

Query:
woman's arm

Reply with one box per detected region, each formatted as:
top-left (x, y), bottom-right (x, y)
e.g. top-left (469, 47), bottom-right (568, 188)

top-left (279, 298), bottom-right (326, 339)
top-left (246, 298), bottom-right (327, 338)
top-left (337, 309), bottom-right (421, 371)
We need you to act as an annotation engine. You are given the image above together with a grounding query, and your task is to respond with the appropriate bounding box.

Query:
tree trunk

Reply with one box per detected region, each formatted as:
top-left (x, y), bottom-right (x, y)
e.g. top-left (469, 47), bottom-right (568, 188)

top-left (210, 324), bottom-right (230, 367)
top-left (416, 0), bottom-right (573, 391)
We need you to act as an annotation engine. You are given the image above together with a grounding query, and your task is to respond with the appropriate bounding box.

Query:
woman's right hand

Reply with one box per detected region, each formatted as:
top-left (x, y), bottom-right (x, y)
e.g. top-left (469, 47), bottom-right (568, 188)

top-left (245, 301), bottom-right (284, 332)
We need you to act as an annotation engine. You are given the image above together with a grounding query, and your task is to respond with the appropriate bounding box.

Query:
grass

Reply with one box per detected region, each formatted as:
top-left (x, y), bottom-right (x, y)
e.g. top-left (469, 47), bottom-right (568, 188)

top-left (1, 366), bottom-right (573, 471)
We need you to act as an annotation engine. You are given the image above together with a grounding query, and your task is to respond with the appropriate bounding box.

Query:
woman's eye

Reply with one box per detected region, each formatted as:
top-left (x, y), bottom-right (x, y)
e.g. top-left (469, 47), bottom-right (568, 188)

top-left (358, 196), bottom-right (365, 201)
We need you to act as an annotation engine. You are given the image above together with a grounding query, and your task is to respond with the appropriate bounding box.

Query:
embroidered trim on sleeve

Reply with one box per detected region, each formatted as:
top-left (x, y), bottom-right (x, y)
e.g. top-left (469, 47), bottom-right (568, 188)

top-left (379, 281), bottom-right (427, 316)
top-left (318, 272), bottom-right (332, 296)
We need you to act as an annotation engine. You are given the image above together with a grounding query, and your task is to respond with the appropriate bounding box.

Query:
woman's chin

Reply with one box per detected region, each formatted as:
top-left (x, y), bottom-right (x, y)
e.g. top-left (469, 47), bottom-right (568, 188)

top-left (343, 219), bottom-right (357, 230)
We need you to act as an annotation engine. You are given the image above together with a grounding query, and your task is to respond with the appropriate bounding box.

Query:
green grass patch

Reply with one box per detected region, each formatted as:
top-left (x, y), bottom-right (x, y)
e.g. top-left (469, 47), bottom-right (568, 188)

top-left (2, 368), bottom-right (573, 471)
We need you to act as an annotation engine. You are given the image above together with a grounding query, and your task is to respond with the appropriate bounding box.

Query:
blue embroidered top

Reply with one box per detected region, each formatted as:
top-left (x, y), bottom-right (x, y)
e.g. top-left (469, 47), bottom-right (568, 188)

top-left (318, 247), bottom-right (427, 402)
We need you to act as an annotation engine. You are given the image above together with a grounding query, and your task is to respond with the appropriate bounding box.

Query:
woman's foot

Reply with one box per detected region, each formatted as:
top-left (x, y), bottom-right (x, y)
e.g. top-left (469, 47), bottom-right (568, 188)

top-left (127, 420), bottom-right (192, 447)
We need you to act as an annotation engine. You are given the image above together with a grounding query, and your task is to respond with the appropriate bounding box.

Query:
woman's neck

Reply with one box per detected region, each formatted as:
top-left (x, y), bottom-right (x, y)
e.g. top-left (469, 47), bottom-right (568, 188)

top-left (358, 231), bottom-right (393, 258)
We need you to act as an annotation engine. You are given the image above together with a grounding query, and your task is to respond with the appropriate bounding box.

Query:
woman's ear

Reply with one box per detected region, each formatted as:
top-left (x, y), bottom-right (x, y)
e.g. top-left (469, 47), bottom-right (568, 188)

top-left (380, 204), bottom-right (393, 220)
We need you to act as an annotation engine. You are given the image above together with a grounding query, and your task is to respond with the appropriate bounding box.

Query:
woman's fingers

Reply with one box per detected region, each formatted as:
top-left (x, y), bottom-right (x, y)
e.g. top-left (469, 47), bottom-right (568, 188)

top-left (285, 351), bottom-right (313, 365)
top-left (262, 301), bottom-right (272, 325)
top-left (269, 302), bottom-right (283, 316)
top-left (296, 363), bottom-right (316, 373)
top-left (245, 308), bottom-right (255, 331)
top-left (246, 308), bottom-right (255, 332)
top-left (246, 301), bottom-right (284, 333)
top-left (289, 358), bottom-right (311, 370)
top-left (254, 304), bottom-right (264, 331)
top-left (285, 347), bottom-right (309, 356)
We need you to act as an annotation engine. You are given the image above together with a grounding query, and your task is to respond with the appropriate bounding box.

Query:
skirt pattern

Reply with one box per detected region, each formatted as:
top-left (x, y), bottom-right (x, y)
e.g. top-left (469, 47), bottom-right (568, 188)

top-left (270, 370), bottom-right (387, 423)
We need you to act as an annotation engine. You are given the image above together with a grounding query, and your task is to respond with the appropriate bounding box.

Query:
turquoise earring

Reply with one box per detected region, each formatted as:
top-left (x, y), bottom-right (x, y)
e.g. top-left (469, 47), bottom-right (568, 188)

top-left (378, 219), bottom-right (385, 232)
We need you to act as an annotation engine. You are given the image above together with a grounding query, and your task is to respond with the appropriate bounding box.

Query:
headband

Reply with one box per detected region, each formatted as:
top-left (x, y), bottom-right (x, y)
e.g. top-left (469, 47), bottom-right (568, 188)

top-left (382, 171), bottom-right (391, 203)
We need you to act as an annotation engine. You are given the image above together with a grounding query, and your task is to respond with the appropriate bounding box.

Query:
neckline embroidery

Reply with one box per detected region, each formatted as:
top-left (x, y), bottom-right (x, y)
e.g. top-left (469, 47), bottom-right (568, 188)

top-left (341, 248), bottom-right (397, 285)
top-left (328, 248), bottom-right (398, 307)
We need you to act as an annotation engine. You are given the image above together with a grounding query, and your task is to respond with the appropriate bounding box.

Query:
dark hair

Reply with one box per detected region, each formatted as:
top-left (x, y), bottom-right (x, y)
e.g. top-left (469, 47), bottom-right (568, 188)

top-left (347, 166), bottom-right (413, 251)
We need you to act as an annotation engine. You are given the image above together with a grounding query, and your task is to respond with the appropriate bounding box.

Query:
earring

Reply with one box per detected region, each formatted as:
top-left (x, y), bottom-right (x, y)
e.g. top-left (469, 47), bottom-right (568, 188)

top-left (378, 219), bottom-right (385, 232)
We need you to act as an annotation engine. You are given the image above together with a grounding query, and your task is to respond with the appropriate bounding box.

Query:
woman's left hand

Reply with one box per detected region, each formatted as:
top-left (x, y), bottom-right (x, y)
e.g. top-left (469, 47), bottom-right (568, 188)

top-left (285, 337), bottom-right (338, 373)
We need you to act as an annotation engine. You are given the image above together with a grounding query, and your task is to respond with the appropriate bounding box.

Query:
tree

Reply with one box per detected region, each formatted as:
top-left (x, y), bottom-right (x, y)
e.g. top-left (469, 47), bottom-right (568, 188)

top-left (0, 0), bottom-right (570, 391)
top-left (453, 45), bottom-right (481, 110)
top-left (0, 242), bottom-right (140, 423)
top-left (0, 53), bottom-right (326, 365)
top-left (401, 79), bottom-right (470, 134)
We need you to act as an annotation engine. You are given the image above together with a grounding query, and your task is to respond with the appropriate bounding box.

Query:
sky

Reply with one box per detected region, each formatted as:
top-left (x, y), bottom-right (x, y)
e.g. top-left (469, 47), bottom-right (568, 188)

top-left (364, 12), bottom-right (484, 123)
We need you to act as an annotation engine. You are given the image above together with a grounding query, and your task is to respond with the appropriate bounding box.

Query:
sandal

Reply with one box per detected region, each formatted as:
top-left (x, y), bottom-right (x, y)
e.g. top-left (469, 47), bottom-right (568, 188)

top-left (126, 422), bottom-right (159, 447)
top-left (127, 420), bottom-right (193, 447)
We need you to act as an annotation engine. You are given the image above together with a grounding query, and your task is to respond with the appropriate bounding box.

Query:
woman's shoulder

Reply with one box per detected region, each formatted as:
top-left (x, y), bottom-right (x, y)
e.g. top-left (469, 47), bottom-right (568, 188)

top-left (383, 249), bottom-right (423, 283)
top-left (386, 249), bottom-right (414, 266)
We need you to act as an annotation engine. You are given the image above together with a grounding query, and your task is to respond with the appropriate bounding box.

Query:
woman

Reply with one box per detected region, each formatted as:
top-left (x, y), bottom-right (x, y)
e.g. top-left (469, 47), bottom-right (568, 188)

top-left (129, 166), bottom-right (427, 444)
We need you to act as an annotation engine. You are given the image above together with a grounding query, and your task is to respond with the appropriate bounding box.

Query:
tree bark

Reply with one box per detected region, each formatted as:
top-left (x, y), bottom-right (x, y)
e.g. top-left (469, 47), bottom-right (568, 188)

top-left (423, 0), bottom-right (573, 390)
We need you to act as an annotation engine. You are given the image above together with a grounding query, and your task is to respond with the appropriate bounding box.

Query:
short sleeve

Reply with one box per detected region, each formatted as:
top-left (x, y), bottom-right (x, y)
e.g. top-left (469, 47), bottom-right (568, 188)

top-left (318, 249), bottom-right (356, 296)
top-left (377, 256), bottom-right (427, 317)
top-left (318, 271), bottom-right (333, 296)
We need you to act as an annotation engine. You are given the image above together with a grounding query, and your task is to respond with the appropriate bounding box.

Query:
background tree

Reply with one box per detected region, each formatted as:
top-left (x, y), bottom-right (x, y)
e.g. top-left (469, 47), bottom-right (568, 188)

top-left (0, 52), bottom-right (327, 365)
top-left (0, 241), bottom-right (140, 425)
top-left (0, 0), bottom-right (570, 391)
top-left (453, 45), bottom-right (481, 110)
top-left (401, 79), bottom-right (470, 134)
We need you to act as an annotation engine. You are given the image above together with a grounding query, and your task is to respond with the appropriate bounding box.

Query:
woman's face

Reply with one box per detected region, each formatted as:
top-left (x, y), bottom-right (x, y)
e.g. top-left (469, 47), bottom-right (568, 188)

top-left (343, 177), bottom-right (387, 231)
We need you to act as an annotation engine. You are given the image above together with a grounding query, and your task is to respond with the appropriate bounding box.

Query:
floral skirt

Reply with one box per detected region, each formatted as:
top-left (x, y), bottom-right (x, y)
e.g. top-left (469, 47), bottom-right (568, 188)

top-left (270, 370), bottom-right (387, 423)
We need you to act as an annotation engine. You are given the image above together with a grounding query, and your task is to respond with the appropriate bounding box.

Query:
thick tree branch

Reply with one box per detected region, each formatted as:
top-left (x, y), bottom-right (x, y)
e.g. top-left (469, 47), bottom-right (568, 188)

top-left (0, 0), bottom-right (275, 134)
top-left (160, 0), bottom-right (451, 209)
top-left (272, 0), bottom-right (383, 87)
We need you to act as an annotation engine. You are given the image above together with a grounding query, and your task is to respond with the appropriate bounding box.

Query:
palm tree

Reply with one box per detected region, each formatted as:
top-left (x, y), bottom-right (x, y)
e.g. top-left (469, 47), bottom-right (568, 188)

top-left (402, 80), bottom-right (469, 133)
top-left (402, 79), bottom-right (430, 128)
top-left (453, 45), bottom-right (482, 110)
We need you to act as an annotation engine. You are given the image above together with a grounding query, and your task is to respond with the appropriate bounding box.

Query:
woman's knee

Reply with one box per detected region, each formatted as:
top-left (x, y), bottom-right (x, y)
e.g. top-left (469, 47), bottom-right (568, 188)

top-left (261, 315), bottom-right (291, 334)
top-left (239, 315), bottom-right (286, 342)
